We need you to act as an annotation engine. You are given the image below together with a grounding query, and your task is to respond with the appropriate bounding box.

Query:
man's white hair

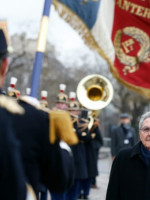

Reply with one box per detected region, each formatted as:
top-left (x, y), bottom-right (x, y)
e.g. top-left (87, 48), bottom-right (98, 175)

top-left (139, 112), bottom-right (150, 130)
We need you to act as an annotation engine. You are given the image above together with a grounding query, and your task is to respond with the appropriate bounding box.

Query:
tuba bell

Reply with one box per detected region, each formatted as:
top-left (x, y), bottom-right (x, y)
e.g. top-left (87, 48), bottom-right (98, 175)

top-left (76, 74), bottom-right (113, 111)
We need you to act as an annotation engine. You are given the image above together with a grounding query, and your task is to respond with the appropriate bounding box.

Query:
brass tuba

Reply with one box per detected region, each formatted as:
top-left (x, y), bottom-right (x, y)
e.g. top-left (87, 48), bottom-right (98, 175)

top-left (76, 74), bottom-right (114, 111)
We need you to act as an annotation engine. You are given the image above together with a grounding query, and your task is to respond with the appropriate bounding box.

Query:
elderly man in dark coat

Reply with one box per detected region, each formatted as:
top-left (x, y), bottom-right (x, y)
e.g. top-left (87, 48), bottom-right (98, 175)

top-left (106, 111), bottom-right (150, 200)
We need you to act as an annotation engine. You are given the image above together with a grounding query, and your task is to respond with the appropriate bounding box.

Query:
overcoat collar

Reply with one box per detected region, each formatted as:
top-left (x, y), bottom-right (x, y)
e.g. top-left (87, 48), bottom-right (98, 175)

top-left (130, 141), bottom-right (142, 158)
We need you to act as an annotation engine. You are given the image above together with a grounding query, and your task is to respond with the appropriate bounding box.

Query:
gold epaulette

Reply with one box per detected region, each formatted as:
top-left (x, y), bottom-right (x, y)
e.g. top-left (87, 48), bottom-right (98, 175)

top-left (0, 95), bottom-right (24, 114)
top-left (49, 110), bottom-right (78, 145)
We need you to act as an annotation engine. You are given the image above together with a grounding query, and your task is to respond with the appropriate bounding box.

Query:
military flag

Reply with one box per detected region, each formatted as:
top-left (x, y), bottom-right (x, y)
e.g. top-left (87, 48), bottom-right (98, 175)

top-left (111, 0), bottom-right (150, 97)
top-left (53, 0), bottom-right (150, 98)
top-left (53, 0), bottom-right (114, 69)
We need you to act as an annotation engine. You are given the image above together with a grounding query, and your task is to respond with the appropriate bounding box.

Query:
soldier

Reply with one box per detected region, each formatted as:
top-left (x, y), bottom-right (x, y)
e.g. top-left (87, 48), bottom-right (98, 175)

top-left (89, 110), bottom-right (103, 189)
top-left (53, 83), bottom-right (68, 110)
top-left (39, 90), bottom-right (48, 108)
top-left (8, 76), bottom-right (20, 99)
top-left (0, 25), bottom-right (35, 199)
top-left (26, 88), bottom-right (31, 96)
top-left (66, 92), bottom-right (88, 200)
top-left (78, 110), bottom-right (103, 199)
top-left (39, 90), bottom-right (49, 200)
top-left (12, 84), bottom-right (78, 199)
top-left (50, 83), bottom-right (70, 200)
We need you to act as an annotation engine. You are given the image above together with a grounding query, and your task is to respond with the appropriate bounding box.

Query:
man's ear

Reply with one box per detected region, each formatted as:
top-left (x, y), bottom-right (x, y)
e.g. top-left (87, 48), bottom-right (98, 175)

top-left (1, 58), bottom-right (8, 76)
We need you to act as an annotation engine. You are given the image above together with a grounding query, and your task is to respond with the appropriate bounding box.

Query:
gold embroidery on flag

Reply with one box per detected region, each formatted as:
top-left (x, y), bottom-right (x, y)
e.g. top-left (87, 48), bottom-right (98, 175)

top-left (114, 27), bottom-right (150, 75)
top-left (116, 0), bottom-right (150, 19)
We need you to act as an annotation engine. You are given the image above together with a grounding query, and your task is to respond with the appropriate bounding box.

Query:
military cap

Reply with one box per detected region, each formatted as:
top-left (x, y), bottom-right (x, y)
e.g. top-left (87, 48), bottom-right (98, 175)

top-left (0, 29), bottom-right (7, 59)
top-left (0, 20), bottom-right (13, 59)
top-left (56, 84), bottom-right (68, 104)
top-left (26, 88), bottom-right (31, 96)
top-left (120, 113), bottom-right (130, 119)
top-left (68, 91), bottom-right (80, 111)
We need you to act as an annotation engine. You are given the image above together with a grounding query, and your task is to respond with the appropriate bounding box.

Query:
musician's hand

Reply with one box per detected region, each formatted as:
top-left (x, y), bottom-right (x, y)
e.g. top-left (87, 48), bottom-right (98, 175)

top-left (82, 132), bottom-right (87, 136)
top-left (91, 133), bottom-right (96, 139)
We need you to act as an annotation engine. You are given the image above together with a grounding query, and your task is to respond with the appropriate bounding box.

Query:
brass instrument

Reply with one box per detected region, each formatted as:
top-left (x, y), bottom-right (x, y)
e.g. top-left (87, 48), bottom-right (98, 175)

top-left (76, 74), bottom-right (114, 129)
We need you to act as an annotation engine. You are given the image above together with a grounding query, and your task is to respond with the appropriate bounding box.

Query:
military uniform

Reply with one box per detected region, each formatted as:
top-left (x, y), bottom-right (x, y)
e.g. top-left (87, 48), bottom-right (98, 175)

top-left (0, 95), bottom-right (27, 200)
top-left (8, 77), bottom-right (20, 99)
top-left (51, 85), bottom-right (73, 200)
top-left (89, 117), bottom-right (103, 187)
top-left (0, 25), bottom-right (35, 200)
top-left (78, 113), bottom-right (103, 199)
top-left (12, 96), bottom-right (77, 198)
top-left (39, 90), bottom-right (48, 108)
top-left (66, 92), bottom-right (88, 200)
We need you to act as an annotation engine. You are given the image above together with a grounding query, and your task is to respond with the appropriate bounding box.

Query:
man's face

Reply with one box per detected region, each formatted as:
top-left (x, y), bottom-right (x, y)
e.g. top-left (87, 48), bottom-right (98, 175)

top-left (0, 57), bottom-right (9, 87)
top-left (139, 117), bottom-right (150, 150)
top-left (120, 118), bottom-right (130, 125)
top-left (56, 102), bottom-right (68, 110)
top-left (70, 110), bottom-right (81, 116)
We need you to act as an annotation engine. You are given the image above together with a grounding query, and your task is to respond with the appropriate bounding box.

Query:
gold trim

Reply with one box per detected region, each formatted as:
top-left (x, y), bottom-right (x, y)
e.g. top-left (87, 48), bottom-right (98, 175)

top-left (53, 0), bottom-right (150, 98)
top-left (26, 184), bottom-right (37, 200)
top-left (110, 64), bottom-right (150, 98)
top-left (0, 95), bottom-right (24, 114)
top-left (37, 16), bottom-right (49, 52)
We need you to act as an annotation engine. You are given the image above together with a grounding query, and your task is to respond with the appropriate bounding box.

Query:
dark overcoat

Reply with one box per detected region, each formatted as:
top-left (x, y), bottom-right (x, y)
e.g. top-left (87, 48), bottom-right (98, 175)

top-left (78, 118), bottom-right (98, 178)
top-left (106, 142), bottom-right (150, 200)
top-left (111, 124), bottom-right (136, 157)
top-left (70, 116), bottom-right (88, 179)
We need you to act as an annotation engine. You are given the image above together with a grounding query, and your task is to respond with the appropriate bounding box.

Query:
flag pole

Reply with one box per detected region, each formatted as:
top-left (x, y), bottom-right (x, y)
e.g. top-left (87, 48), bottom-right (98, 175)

top-left (30, 0), bottom-right (52, 98)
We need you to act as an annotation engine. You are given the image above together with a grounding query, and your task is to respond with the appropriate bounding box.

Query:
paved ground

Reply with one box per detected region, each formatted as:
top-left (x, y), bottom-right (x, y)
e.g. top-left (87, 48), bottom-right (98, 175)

top-left (47, 147), bottom-right (112, 200)
top-left (89, 147), bottom-right (112, 200)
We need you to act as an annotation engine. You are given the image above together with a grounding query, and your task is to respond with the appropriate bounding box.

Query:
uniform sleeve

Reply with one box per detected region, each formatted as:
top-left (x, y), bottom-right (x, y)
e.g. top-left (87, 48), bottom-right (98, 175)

top-left (106, 155), bottom-right (121, 200)
top-left (111, 128), bottom-right (117, 157)
top-left (40, 141), bottom-right (74, 193)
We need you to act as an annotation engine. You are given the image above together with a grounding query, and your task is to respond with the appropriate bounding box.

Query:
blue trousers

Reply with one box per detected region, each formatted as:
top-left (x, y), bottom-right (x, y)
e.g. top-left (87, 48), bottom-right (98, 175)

top-left (40, 190), bottom-right (47, 200)
top-left (51, 192), bottom-right (66, 200)
top-left (80, 178), bottom-right (92, 196)
top-left (66, 179), bottom-right (81, 200)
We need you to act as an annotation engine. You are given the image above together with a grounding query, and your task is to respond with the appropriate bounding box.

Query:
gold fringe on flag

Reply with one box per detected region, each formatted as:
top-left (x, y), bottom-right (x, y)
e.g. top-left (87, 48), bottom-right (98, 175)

top-left (53, 0), bottom-right (150, 99)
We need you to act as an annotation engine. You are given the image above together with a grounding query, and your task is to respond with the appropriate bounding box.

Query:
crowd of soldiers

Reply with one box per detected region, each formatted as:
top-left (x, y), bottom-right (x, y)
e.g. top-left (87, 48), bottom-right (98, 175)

top-left (0, 26), bottom-right (103, 200)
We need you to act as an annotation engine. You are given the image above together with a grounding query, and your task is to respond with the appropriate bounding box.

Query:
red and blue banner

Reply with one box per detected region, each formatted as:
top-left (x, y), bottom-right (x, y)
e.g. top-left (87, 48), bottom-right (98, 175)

top-left (111, 0), bottom-right (150, 97)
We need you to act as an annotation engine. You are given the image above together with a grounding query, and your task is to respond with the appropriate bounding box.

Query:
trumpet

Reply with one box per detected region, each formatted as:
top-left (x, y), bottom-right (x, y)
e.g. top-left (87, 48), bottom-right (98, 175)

top-left (76, 74), bottom-right (114, 129)
top-left (76, 74), bottom-right (113, 111)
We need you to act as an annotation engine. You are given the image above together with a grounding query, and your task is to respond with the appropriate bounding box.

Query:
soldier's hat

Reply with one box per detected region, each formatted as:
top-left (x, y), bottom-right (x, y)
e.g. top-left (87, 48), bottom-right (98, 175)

top-left (0, 29), bottom-right (7, 59)
top-left (0, 20), bottom-right (12, 59)
top-left (40, 90), bottom-right (48, 108)
top-left (8, 77), bottom-right (20, 99)
top-left (26, 88), bottom-right (31, 96)
top-left (68, 91), bottom-right (80, 111)
top-left (56, 84), bottom-right (68, 104)
top-left (120, 113), bottom-right (130, 119)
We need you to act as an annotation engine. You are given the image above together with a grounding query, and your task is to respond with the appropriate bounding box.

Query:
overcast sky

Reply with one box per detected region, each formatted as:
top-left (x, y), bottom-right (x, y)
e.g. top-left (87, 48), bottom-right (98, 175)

top-left (0, 0), bottom-right (107, 68)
